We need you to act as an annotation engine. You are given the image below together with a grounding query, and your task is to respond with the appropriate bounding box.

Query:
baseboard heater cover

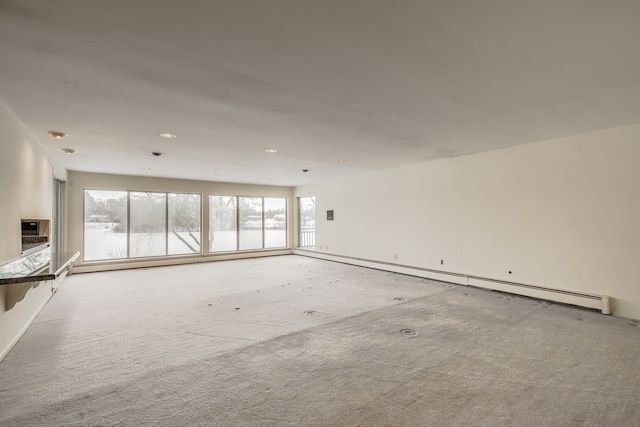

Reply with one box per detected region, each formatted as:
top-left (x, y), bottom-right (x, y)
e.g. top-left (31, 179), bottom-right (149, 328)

top-left (294, 249), bottom-right (611, 315)
top-left (74, 248), bottom-right (293, 274)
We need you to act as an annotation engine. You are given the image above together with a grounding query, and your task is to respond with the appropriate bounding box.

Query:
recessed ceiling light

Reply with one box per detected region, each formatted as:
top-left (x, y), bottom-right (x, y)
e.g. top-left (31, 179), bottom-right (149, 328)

top-left (337, 159), bottom-right (346, 163)
top-left (160, 133), bottom-right (177, 139)
top-left (214, 173), bottom-right (222, 176)
top-left (150, 152), bottom-right (164, 157)
top-left (48, 131), bottom-right (67, 139)
top-left (61, 148), bottom-right (75, 154)
top-left (142, 167), bottom-right (152, 171)
top-left (264, 149), bottom-right (278, 154)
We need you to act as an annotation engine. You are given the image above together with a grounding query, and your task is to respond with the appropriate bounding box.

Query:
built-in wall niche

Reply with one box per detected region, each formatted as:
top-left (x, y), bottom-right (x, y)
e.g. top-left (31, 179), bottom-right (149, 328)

top-left (21, 219), bottom-right (50, 253)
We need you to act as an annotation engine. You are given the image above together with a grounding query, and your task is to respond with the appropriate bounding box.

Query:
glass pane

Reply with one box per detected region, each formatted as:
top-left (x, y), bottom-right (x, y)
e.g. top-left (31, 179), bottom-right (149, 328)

top-left (84, 190), bottom-right (128, 260)
top-left (168, 193), bottom-right (201, 255)
top-left (239, 197), bottom-right (263, 250)
top-left (299, 196), bottom-right (315, 248)
top-left (130, 192), bottom-right (167, 257)
top-left (52, 179), bottom-right (65, 255)
top-left (264, 198), bottom-right (286, 248)
top-left (209, 196), bottom-right (237, 252)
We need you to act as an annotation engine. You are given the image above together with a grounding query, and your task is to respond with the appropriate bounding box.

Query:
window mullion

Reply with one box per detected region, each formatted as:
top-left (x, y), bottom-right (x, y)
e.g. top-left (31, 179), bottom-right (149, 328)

top-left (261, 197), bottom-right (265, 249)
top-left (236, 196), bottom-right (240, 251)
top-left (126, 191), bottom-right (131, 258)
top-left (165, 192), bottom-right (169, 256)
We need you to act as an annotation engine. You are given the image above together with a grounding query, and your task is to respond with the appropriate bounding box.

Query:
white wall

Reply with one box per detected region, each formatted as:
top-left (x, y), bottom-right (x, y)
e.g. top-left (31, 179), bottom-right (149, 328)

top-left (67, 171), bottom-right (294, 271)
top-left (0, 99), bottom-right (67, 360)
top-left (295, 124), bottom-right (640, 319)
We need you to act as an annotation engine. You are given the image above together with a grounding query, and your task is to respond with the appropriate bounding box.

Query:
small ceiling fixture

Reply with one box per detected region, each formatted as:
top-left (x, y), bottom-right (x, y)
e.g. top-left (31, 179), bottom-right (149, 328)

top-left (61, 148), bottom-right (75, 154)
top-left (160, 133), bottom-right (177, 139)
top-left (214, 173), bottom-right (222, 176)
top-left (337, 159), bottom-right (346, 163)
top-left (264, 149), bottom-right (278, 153)
top-left (150, 152), bottom-right (164, 157)
top-left (48, 131), bottom-right (67, 139)
top-left (142, 167), bottom-right (152, 171)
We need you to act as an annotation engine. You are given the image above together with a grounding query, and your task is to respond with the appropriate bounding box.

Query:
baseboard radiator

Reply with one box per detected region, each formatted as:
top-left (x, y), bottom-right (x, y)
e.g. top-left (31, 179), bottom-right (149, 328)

top-left (294, 249), bottom-right (611, 315)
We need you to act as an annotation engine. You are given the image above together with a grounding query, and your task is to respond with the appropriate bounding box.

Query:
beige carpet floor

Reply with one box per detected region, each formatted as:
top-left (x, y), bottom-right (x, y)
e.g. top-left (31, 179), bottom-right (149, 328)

top-left (1, 255), bottom-right (639, 426)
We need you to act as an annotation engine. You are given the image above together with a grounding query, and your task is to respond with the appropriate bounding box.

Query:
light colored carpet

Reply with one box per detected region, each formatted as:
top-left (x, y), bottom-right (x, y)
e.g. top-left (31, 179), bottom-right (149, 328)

top-left (1, 255), bottom-right (639, 426)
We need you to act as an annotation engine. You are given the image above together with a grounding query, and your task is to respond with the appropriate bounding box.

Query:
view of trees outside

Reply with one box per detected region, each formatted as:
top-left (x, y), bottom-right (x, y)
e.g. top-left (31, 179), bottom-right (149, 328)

top-left (168, 193), bottom-right (201, 255)
top-left (84, 190), bottom-right (127, 260)
top-left (130, 192), bottom-right (166, 257)
top-left (85, 190), bottom-right (285, 260)
top-left (209, 195), bottom-right (237, 252)
top-left (84, 190), bottom-right (202, 261)
top-left (299, 196), bottom-right (315, 247)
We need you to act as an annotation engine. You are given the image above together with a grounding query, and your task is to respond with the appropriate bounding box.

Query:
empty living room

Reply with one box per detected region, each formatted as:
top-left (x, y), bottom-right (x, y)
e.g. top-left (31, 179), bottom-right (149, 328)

top-left (1, 1), bottom-right (639, 426)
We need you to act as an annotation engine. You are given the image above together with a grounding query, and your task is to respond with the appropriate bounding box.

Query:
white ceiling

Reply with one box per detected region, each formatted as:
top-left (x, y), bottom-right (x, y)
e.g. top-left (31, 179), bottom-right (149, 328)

top-left (1, 0), bottom-right (639, 186)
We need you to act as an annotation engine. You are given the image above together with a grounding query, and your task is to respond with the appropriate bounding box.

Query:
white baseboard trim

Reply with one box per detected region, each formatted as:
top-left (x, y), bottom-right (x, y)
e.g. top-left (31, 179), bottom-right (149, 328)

top-left (294, 249), bottom-right (610, 314)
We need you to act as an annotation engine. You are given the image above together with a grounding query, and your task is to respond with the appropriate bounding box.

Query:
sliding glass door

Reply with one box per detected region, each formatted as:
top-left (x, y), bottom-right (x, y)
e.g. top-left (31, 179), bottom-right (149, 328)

top-left (298, 196), bottom-right (315, 248)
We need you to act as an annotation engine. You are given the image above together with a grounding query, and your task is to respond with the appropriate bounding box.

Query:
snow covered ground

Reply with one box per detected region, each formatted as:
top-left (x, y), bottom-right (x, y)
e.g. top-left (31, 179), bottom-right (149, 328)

top-left (84, 223), bottom-right (287, 261)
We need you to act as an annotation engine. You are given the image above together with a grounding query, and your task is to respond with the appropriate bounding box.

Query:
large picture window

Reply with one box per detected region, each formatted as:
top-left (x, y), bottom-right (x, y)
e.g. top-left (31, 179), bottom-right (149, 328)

top-left (84, 190), bottom-right (201, 261)
top-left (265, 197), bottom-right (287, 248)
top-left (209, 196), bottom-right (237, 252)
top-left (130, 192), bottom-right (166, 258)
top-left (84, 190), bottom-right (283, 261)
top-left (168, 193), bottom-right (202, 255)
top-left (209, 196), bottom-right (287, 252)
top-left (84, 190), bottom-right (128, 260)
top-left (239, 197), bottom-right (263, 250)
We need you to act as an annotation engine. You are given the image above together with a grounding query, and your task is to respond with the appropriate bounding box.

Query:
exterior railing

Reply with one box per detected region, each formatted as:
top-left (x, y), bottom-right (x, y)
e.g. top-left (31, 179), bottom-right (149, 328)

top-left (299, 229), bottom-right (315, 247)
